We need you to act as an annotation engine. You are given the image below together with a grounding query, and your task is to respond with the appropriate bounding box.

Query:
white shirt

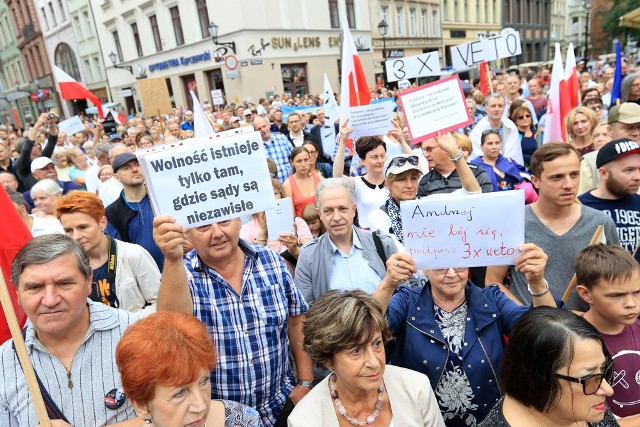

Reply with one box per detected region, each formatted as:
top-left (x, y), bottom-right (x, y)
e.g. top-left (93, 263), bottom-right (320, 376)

top-left (99, 177), bottom-right (123, 207)
top-left (30, 216), bottom-right (64, 237)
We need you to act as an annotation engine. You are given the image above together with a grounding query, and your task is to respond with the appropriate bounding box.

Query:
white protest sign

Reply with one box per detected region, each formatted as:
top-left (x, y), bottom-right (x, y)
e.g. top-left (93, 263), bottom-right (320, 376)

top-left (349, 102), bottom-right (395, 138)
top-left (57, 116), bottom-right (85, 136)
top-left (450, 30), bottom-right (522, 70)
top-left (397, 75), bottom-right (471, 143)
top-left (385, 51), bottom-right (441, 83)
top-left (136, 131), bottom-right (275, 228)
top-left (211, 89), bottom-right (224, 106)
top-left (401, 191), bottom-right (525, 269)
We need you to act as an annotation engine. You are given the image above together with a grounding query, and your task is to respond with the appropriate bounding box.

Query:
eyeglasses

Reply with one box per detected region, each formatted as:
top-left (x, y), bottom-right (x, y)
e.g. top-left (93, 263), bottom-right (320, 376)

top-left (422, 145), bottom-right (439, 154)
top-left (386, 155), bottom-right (419, 173)
top-left (517, 114), bottom-right (531, 120)
top-left (590, 105), bottom-right (603, 112)
top-left (555, 359), bottom-right (614, 395)
top-left (431, 267), bottom-right (468, 275)
top-left (482, 129), bottom-right (500, 136)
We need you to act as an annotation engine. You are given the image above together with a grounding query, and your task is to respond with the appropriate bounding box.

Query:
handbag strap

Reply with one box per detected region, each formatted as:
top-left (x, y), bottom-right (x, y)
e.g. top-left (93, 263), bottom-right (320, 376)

top-left (372, 231), bottom-right (388, 266)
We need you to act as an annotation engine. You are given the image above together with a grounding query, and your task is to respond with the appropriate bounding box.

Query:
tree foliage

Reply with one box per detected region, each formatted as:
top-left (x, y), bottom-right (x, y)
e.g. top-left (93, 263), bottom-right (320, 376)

top-left (601, 0), bottom-right (640, 44)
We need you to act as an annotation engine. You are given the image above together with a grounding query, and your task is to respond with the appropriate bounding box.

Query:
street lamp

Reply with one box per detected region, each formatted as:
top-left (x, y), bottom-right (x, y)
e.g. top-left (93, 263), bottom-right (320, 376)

top-left (583, 0), bottom-right (592, 58)
top-left (109, 51), bottom-right (133, 74)
top-left (378, 19), bottom-right (389, 87)
top-left (208, 22), bottom-right (237, 55)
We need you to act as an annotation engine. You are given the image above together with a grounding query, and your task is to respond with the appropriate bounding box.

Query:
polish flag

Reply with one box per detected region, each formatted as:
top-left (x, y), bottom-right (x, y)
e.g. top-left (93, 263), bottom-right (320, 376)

top-left (102, 107), bottom-right (126, 125)
top-left (339, 18), bottom-right (371, 150)
top-left (564, 43), bottom-right (580, 108)
top-left (543, 44), bottom-right (566, 144)
top-left (53, 65), bottom-right (104, 119)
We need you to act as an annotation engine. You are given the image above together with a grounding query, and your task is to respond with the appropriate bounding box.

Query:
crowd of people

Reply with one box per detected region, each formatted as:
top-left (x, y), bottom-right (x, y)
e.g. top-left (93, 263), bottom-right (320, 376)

top-left (0, 56), bottom-right (639, 427)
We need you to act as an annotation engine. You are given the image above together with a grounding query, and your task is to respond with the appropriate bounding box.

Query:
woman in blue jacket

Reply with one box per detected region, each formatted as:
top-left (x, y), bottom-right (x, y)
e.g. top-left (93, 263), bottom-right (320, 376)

top-left (372, 244), bottom-right (559, 427)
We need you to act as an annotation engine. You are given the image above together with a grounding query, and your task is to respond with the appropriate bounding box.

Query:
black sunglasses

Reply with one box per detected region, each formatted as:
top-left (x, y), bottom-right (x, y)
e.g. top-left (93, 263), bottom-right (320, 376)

top-left (590, 105), bottom-right (604, 112)
top-left (482, 129), bottom-right (500, 136)
top-left (555, 359), bottom-right (614, 395)
top-left (518, 114), bottom-right (531, 120)
top-left (386, 156), bottom-right (419, 173)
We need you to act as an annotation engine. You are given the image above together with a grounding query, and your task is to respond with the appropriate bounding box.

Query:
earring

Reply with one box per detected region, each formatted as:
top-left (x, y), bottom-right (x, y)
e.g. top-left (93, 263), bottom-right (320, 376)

top-left (144, 419), bottom-right (152, 425)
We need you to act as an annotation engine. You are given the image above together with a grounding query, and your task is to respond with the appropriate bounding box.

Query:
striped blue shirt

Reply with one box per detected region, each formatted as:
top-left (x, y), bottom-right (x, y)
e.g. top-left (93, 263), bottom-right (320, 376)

top-left (263, 132), bottom-right (293, 183)
top-left (185, 240), bottom-right (308, 427)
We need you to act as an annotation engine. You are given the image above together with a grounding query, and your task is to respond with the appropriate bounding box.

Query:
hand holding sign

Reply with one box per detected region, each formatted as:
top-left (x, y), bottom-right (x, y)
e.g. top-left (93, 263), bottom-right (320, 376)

top-left (435, 132), bottom-right (460, 158)
top-left (513, 243), bottom-right (548, 289)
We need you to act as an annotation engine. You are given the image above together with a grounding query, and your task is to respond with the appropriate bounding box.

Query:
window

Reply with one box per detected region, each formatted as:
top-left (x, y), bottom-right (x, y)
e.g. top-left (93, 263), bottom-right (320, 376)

top-left (57, 0), bottom-right (65, 20)
top-left (83, 11), bottom-right (92, 35)
top-left (432, 10), bottom-right (440, 36)
top-left (346, 0), bottom-right (355, 28)
top-left (49, 3), bottom-right (57, 26)
top-left (131, 23), bottom-right (143, 57)
top-left (380, 5), bottom-right (389, 24)
top-left (150, 15), bottom-right (162, 52)
top-left (93, 56), bottom-right (102, 80)
top-left (170, 6), bottom-right (184, 46)
top-left (328, 0), bottom-right (339, 28)
top-left (396, 6), bottom-right (404, 36)
top-left (421, 9), bottom-right (427, 36)
top-left (476, 0), bottom-right (480, 23)
top-left (84, 59), bottom-right (92, 82)
top-left (195, 0), bottom-right (209, 39)
top-left (112, 30), bottom-right (123, 63)
top-left (40, 7), bottom-right (49, 30)
top-left (464, 0), bottom-right (468, 21)
top-left (443, 0), bottom-right (448, 20)
top-left (454, 0), bottom-right (459, 21)
top-left (409, 8), bottom-right (416, 36)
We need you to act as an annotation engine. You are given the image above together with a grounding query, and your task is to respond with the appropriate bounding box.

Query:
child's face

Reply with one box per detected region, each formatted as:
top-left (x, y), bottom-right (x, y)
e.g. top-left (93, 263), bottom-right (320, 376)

top-left (307, 218), bottom-right (321, 234)
top-left (583, 271), bottom-right (640, 326)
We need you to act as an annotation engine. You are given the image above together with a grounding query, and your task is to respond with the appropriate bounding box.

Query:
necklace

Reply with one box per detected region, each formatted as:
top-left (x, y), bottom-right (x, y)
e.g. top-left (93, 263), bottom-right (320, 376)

top-left (64, 359), bottom-right (74, 389)
top-left (533, 205), bottom-right (573, 232)
top-left (329, 374), bottom-right (384, 425)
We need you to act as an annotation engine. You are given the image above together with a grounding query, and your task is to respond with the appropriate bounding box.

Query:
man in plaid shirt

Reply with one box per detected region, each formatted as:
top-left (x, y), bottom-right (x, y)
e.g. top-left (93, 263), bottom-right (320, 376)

top-left (153, 215), bottom-right (314, 427)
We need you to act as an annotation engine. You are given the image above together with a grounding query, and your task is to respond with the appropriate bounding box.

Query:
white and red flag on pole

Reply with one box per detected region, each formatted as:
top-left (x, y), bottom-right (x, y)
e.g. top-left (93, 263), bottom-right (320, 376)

top-left (564, 43), bottom-right (580, 109)
top-left (101, 107), bottom-right (126, 125)
top-left (339, 18), bottom-right (371, 150)
top-left (543, 44), bottom-right (567, 144)
top-left (53, 65), bottom-right (104, 119)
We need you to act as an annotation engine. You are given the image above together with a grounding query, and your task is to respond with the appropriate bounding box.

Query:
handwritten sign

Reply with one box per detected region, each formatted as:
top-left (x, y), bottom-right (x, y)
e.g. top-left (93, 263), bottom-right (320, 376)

top-left (385, 51), bottom-right (441, 83)
top-left (450, 30), bottom-right (522, 70)
top-left (57, 116), bottom-right (85, 136)
top-left (397, 75), bottom-right (471, 143)
top-left (137, 77), bottom-right (173, 115)
top-left (401, 191), bottom-right (525, 269)
top-left (136, 131), bottom-right (275, 228)
top-left (211, 89), bottom-right (224, 106)
top-left (349, 102), bottom-right (395, 138)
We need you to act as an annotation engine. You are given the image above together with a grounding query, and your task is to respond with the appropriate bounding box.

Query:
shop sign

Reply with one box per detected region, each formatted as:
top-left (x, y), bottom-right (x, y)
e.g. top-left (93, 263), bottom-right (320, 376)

top-left (149, 51), bottom-right (212, 72)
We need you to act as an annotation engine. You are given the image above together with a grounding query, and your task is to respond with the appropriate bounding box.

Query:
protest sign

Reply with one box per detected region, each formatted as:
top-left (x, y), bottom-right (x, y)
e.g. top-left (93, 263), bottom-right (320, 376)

top-left (349, 101), bottom-right (395, 138)
top-left (211, 89), bottom-right (224, 105)
top-left (57, 116), bottom-right (85, 136)
top-left (450, 30), bottom-right (522, 70)
top-left (137, 77), bottom-right (172, 115)
top-left (397, 75), bottom-right (471, 143)
top-left (385, 51), bottom-right (441, 82)
top-left (136, 130), bottom-right (275, 228)
top-left (401, 191), bottom-right (525, 269)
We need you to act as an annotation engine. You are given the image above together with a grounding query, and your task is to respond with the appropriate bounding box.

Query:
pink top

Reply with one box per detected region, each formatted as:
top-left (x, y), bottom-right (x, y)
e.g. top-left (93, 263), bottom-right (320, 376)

top-left (288, 173), bottom-right (321, 217)
top-left (240, 216), bottom-right (312, 253)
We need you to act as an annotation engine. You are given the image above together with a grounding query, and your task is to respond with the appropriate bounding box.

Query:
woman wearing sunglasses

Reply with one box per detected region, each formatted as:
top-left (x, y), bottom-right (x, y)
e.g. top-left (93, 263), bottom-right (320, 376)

top-left (479, 307), bottom-right (617, 427)
top-left (510, 105), bottom-right (538, 166)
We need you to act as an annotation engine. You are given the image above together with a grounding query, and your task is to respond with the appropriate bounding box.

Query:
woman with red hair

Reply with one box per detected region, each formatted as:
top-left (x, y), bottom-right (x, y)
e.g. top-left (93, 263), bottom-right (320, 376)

top-left (56, 191), bottom-right (160, 315)
top-left (116, 311), bottom-right (261, 426)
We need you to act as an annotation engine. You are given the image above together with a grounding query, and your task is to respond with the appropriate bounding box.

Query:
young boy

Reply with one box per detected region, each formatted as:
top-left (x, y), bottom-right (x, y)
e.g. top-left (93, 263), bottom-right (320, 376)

top-left (575, 244), bottom-right (640, 424)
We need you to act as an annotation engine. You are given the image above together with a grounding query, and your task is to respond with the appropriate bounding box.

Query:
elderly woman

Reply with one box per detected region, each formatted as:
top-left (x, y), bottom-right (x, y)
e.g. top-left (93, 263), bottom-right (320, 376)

top-left (288, 290), bottom-right (445, 427)
top-left (56, 191), bottom-right (160, 315)
top-left (621, 72), bottom-right (640, 104)
top-left (116, 311), bottom-right (262, 426)
top-left (470, 129), bottom-right (538, 203)
top-left (479, 308), bottom-right (616, 427)
top-left (566, 107), bottom-right (599, 156)
top-left (67, 147), bottom-right (89, 190)
top-left (30, 178), bottom-right (63, 218)
top-left (373, 245), bottom-right (558, 426)
top-left (52, 146), bottom-right (71, 182)
top-left (577, 123), bottom-right (614, 196)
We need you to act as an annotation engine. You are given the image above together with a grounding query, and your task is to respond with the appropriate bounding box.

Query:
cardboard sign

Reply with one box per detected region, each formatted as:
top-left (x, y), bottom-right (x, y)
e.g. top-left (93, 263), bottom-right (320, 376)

top-left (136, 130), bottom-right (275, 228)
top-left (211, 89), bottom-right (224, 106)
top-left (401, 191), bottom-right (525, 269)
top-left (57, 116), bottom-right (85, 136)
top-left (397, 75), bottom-right (471, 143)
top-left (385, 51), bottom-right (441, 82)
top-left (137, 77), bottom-right (173, 115)
top-left (450, 31), bottom-right (522, 70)
top-left (349, 102), bottom-right (395, 138)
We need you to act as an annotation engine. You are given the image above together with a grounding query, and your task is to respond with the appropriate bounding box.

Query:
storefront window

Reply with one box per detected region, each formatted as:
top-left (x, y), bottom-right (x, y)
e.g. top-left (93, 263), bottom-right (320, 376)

top-left (281, 63), bottom-right (308, 97)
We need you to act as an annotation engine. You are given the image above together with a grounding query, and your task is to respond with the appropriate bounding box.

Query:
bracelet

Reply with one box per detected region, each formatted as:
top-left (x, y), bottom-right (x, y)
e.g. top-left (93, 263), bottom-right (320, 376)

top-left (254, 237), bottom-right (267, 244)
top-left (449, 151), bottom-right (464, 163)
top-left (527, 279), bottom-right (550, 297)
top-left (297, 379), bottom-right (314, 389)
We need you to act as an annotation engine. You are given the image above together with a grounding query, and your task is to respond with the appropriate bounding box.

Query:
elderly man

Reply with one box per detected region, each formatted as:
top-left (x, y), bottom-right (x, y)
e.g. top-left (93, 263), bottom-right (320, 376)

top-left (0, 234), bottom-right (140, 426)
top-left (579, 139), bottom-right (640, 261)
top-left (253, 115), bottom-right (293, 183)
top-left (153, 214), bottom-right (314, 427)
top-left (295, 177), bottom-right (408, 306)
top-left (469, 93), bottom-right (524, 165)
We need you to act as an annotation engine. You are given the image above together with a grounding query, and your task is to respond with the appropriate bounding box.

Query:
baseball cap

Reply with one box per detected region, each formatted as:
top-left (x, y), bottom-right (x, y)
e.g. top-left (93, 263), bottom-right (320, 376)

top-left (30, 157), bottom-right (53, 173)
top-left (596, 138), bottom-right (640, 168)
top-left (110, 134), bottom-right (123, 142)
top-left (244, 109), bottom-right (252, 116)
top-left (608, 102), bottom-right (640, 125)
top-left (384, 154), bottom-right (422, 178)
top-left (112, 153), bottom-right (138, 172)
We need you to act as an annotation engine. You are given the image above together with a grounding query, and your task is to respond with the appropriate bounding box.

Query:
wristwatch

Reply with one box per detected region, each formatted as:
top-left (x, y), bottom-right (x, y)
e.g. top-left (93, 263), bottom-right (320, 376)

top-left (296, 380), bottom-right (314, 389)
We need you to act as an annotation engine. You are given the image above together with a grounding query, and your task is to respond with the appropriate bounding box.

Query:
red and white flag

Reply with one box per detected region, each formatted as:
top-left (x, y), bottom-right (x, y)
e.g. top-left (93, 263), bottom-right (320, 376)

top-left (53, 65), bottom-right (104, 119)
top-left (102, 107), bottom-right (126, 125)
top-left (339, 18), bottom-right (371, 150)
top-left (543, 44), bottom-right (566, 144)
top-left (564, 43), bottom-right (580, 108)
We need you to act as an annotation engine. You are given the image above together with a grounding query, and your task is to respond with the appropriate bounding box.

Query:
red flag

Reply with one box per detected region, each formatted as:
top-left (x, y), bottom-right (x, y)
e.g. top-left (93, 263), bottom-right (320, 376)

top-left (53, 65), bottom-right (104, 119)
top-left (564, 43), bottom-right (580, 108)
top-left (479, 62), bottom-right (489, 96)
top-left (102, 106), bottom-right (127, 125)
top-left (543, 44), bottom-right (567, 143)
top-left (0, 187), bottom-right (30, 344)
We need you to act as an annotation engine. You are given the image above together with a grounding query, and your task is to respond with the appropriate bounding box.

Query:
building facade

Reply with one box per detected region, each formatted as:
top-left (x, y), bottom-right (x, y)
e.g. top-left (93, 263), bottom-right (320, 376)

top-left (550, 0), bottom-right (566, 54)
top-left (565, 0), bottom-right (590, 58)
top-left (90, 0), bottom-right (375, 113)
top-left (503, 0), bottom-right (551, 65)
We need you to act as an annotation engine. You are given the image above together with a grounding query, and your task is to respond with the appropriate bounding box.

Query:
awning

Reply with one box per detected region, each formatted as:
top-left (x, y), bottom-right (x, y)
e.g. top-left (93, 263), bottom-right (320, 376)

top-left (85, 102), bottom-right (120, 114)
top-left (620, 7), bottom-right (640, 29)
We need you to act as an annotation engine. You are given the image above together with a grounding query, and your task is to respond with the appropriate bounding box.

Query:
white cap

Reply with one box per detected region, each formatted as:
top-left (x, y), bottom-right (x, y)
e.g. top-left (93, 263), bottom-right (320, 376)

top-left (30, 157), bottom-right (53, 173)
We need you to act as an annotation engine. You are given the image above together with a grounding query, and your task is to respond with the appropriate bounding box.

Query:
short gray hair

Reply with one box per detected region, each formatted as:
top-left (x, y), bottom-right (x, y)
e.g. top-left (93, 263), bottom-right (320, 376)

top-left (31, 179), bottom-right (63, 196)
top-left (621, 73), bottom-right (640, 103)
top-left (94, 142), bottom-right (111, 158)
top-left (315, 177), bottom-right (355, 208)
top-left (485, 92), bottom-right (505, 105)
top-left (11, 234), bottom-right (91, 287)
top-left (108, 142), bottom-right (126, 157)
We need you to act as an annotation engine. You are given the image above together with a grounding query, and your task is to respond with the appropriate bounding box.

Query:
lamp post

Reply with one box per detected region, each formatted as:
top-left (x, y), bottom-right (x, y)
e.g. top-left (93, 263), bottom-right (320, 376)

top-left (208, 22), bottom-right (237, 55)
top-left (377, 19), bottom-right (389, 87)
top-left (583, 0), bottom-right (592, 58)
top-left (109, 51), bottom-right (133, 74)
